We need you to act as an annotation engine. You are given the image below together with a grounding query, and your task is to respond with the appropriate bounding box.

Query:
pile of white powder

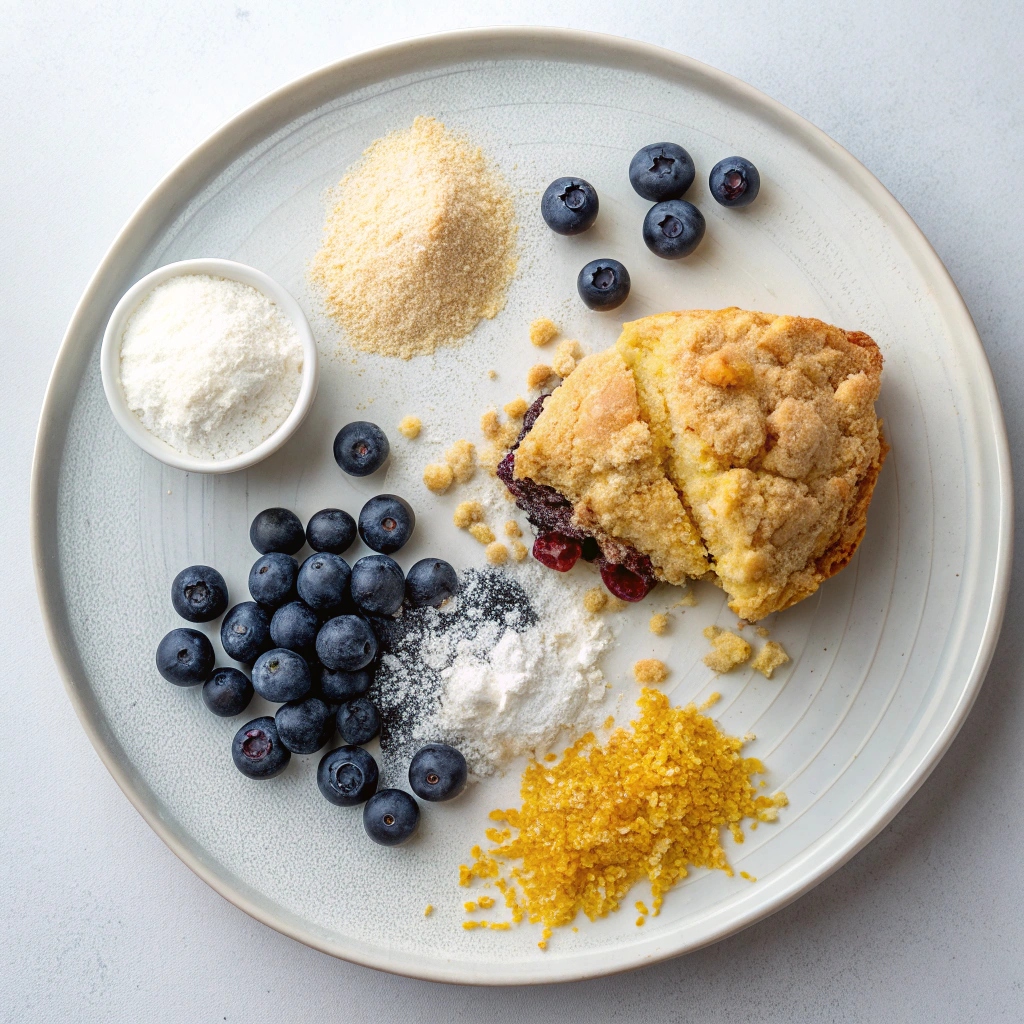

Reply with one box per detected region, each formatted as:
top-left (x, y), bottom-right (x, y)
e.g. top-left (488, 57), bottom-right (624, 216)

top-left (119, 273), bottom-right (304, 460)
top-left (372, 560), bottom-right (612, 780)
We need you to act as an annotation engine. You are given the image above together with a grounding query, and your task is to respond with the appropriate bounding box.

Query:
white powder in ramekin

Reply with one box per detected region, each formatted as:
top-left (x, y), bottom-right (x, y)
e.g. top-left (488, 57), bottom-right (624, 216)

top-left (119, 273), bottom-right (304, 460)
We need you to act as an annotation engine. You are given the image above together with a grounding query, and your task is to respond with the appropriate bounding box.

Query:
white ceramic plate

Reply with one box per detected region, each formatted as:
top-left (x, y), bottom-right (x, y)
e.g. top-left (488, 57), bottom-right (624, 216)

top-left (31, 29), bottom-right (1011, 985)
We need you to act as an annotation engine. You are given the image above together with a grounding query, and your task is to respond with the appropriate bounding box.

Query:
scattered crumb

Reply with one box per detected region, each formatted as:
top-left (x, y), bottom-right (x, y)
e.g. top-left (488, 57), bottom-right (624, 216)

top-left (633, 659), bottom-right (669, 685)
top-left (583, 587), bottom-right (608, 613)
top-left (503, 396), bottom-right (529, 419)
top-left (478, 896), bottom-right (495, 909)
top-left (529, 317), bottom-right (559, 347)
top-left (739, 871), bottom-right (757, 882)
top-left (453, 500), bottom-right (484, 528)
top-left (504, 520), bottom-right (522, 538)
top-left (752, 641), bottom-right (791, 679)
top-left (677, 589), bottom-right (698, 607)
top-left (462, 921), bottom-right (482, 931)
top-left (480, 409), bottom-right (501, 438)
top-left (469, 522), bottom-right (496, 544)
top-left (485, 541), bottom-right (509, 564)
top-left (424, 904), bottom-right (434, 917)
top-left (527, 363), bottom-right (553, 389)
top-left (735, 621), bottom-right (747, 631)
top-left (703, 627), bottom-right (752, 673)
top-left (487, 369), bottom-right (497, 379)
top-left (755, 626), bottom-right (770, 638)
top-left (423, 463), bottom-right (454, 493)
top-left (635, 901), bottom-right (649, 915)
top-left (544, 752), bottom-right (558, 762)
top-left (551, 338), bottom-right (582, 378)
top-left (398, 415), bottom-right (421, 439)
top-left (489, 921), bottom-right (511, 931)
top-left (464, 900), bottom-right (478, 912)
top-left (510, 540), bottom-right (528, 562)
top-left (635, 916), bottom-right (646, 927)
top-left (445, 439), bottom-right (476, 483)
top-left (648, 613), bottom-right (669, 635)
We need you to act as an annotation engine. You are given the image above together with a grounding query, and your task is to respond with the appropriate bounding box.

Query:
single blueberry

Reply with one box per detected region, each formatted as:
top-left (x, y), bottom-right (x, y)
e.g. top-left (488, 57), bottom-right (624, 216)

top-left (540, 177), bottom-right (599, 235)
top-left (249, 508), bottom-right (305, 555)
top-left (269, 600), bottom-right (320, 653)
top-left (709, 156), bottom-right (760, 207)
top-left (202, 666), bottom-right (254, 717)
top-left (336, 697), bottom-right (381, 746)
top-left (642, 200), bottom-right (706, 259)
top-left (220, 602), bottom-right (270, 663)
top-left (156, 627), bottom-right (215, 686)
top-left (405, 558), bottom-right (459, 608)
top-left (248, 552), bottom-right (298, 609)
top-left (318, 745), bottom-right (379, 806)
top-left (320, 666), bottom-right (373, 703)
top-left (275, 697), bottom-right (334, 754)
top-left (170, 564), bottom-right (228, 623)
top-left (231, 716), bottom-right (290, 779)
top-left (363, 789), bottom-right (420, 846)
top-left (357, 494), bottom-right (415, 554)
top-left (408, 743), bottom-right (469, 802)
top-left (296, 552), bottom-right (351, 615)
top-left (350, 554), bottom-right (405, 617)
top-left (316, 615), bottom-right (378, 671)
top-left (577, 259), bottom-right (631, 311)
top-left (333, 422), bottom-right (390, 477)
top-left (628, 142), bottom-right (696, 202)
top-left (306, 508), bottom-right (357, 555)
top-left (251, 648), bottom-right (311, 703)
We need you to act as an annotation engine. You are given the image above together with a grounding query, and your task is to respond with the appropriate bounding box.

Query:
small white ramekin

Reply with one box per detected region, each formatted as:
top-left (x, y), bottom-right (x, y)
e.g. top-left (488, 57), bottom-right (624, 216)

top-left (100, 258), bottom-right (319, 474)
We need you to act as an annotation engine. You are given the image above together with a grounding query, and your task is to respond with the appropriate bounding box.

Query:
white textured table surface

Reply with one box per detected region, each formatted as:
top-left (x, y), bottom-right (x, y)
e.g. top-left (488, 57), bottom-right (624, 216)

top-left (3, 2), bottom-right (1022, 1020)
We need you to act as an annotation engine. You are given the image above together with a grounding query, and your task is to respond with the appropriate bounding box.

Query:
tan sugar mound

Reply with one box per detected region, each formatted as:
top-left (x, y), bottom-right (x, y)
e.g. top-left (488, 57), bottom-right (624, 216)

top-left (310, 117), bottom-right (518, 359)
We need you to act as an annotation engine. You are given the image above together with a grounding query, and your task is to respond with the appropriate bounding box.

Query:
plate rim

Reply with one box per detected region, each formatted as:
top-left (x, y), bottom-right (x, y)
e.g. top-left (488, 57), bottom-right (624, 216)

top-left (30, 26), bottom-right (1014, 985)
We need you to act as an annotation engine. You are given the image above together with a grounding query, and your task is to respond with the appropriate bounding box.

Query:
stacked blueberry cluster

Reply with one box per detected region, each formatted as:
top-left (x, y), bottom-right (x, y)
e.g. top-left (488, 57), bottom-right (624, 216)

top-left (153, 422), bottom-right (467, 846)
top-left (540, 148), bottom-right (760, 311)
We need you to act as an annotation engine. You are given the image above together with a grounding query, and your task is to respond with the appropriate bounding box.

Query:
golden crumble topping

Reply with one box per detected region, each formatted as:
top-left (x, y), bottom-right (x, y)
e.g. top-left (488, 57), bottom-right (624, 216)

top-left (551, 338), bottom-right (582, 378)
top-left (583, 587), bottom-right (608, 613)
top-left (423, 462), bottom-right (453, 493)
top-left (526, 363), bottom-right (554, 390)
top-left (445, 439), bottom-right (476, 483)
top-left (398, 415), bottom-right (421, 439)
top-left (453, 500), bottom-right (483, 528)
top-left (649, 613), bottom-right (669, 635)
top-left (530, 317), bottom-right (559, 347)
top-left (469, 522), bottom-right (495, 545)
top-left (504, 519), bottom-right (521, 538)
top-left (485, 541), bottom-right (509, 564)
top-left (510, 540), bottom-right (528, 562)
top-left (702, 625), bottom-right (752, 673)
top-left (504, 396), bottom-right (529, 419)
top-left (751, 640), bottom-right (790, 678)
top-left (633, 658), bottom-right (668, 684)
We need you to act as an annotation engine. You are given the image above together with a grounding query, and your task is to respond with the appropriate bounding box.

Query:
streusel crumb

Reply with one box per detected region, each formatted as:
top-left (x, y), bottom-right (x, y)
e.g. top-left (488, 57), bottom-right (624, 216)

top-left (552, 339), bottom-right (582, 378)
top-left (445, 439), bottom-right (476, 483)
top-left (453, 501), bottom-right (484, 528)
top-left (526, 364), bottom-right (553, 390)
top-left (504, 520), bottom-right (522, 538)
top-left (423, 463), bottom-right (453, 493)
top-left (510, 540), bottom-right (528, 562)
top-left (702, 626), bottom-right (752, 673)
top-left (752, 641), bottom-right (790, 678)
top-left (485, 541), bottom-right (509, 564)
top-left (583, 588), bottom-right (608, 613)
top-left (504, 396), bottom-right (529, 419)
top-left (529, 317), bottom-right (559, 347)
top-left (677, 590), bottom-right (697, 607)
top-left (649, 613), bottom-right (669, 635)
top-left (398, 415), bottom-right (421, 439)
top-left (469, 522), bottom-right (496, 545)
top-left (756, 626), bottom-right (770, 638)
top-left (633, 659), bottom-right (669, 684)
top-left (480, 409), bottom-right (501, 438)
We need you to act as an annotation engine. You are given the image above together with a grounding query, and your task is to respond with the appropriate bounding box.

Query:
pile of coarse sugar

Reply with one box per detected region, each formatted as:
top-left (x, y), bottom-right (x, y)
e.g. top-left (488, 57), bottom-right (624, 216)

top-left (309, 116), bottom-right (518, 359)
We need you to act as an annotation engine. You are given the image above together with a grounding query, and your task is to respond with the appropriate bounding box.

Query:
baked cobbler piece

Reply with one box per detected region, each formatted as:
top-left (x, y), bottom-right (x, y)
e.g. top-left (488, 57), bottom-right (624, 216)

top-left (498, 308), bottom-right (886, 620)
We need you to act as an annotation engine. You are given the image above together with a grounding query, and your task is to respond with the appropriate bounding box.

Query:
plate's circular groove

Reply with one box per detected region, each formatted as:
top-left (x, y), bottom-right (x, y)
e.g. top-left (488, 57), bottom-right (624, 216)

top-left (31, 28), bottom-right (1011, 985)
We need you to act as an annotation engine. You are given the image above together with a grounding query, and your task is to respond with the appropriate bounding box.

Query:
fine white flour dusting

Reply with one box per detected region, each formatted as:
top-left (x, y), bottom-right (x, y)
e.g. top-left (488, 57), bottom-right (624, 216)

top-left (119, 274), bottom-right (303, 459)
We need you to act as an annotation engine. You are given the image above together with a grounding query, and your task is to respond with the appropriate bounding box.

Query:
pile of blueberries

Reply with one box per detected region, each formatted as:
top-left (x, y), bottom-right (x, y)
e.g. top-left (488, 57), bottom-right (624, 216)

top-left (540, 144), bottom-right (760, 311)
top-left (154, 421), bottom-right (467, 846)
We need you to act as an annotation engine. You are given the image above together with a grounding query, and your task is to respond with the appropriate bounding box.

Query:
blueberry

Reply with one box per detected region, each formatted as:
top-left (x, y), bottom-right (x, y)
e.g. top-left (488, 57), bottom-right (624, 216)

top-left (296, 552), bottom-right (351, 615)
top-left (642, 200), bottom-right (705, 259)
top-left (248, 552), bottom-right (298, 609)
top-left (306, 508), bottom-right (357, 555)
top-left (358, 494), bottom-right (415, 554)
top-left (408, 743), bottom-right (468, 802)
top-left (251, 648), bottom-right (311, 703)
top-left (628, 142), bottom-right (696, 202)
top-left (709, 156), bottom-right (760, 207)
top-left (336, 697), bottom-right (381, 746)
top-left (318, 745), bottom-right (379, 806)
top-left (220, 602), bottom-right (270, 663)
top-left (202, 666), bottom-right (254, 717)
top-left (170, 564), bottom-right (228, 623)
top-left (316, 615), bottom-right (378, 671)
top-left (363, 789), bottom-right (420, 846)
top-left (320, 666), bottom-right (373, 703)
top-left (577, 259), bottom-right (630, 311)
top-left (405, 558), bottom-right (459, 609)
top-left (156, 627), bottom-right (214, 686)
top-left (275, 697), bottom-right (334, 754)
top-left (350, 555), bottom-right (405, 617)
top-left (249, 507), bottom-right (305, 555)
top-left (270, 601), bottom-right (320, 652)
top-left (232, 716), bottom-right (290, 779)
top-left (333, 422), bottom-right (390, 477)
top-left (540, 177), bottom-right (599, 235)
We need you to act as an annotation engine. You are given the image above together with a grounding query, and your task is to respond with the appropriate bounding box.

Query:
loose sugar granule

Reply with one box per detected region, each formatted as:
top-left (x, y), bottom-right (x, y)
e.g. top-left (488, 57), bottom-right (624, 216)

top-left (461, 689), bottom-right (785, 940)
top-left (752, 641), bottom-right (790, 678)
top-left (703, 626), bottom-right (752, 673)
top-left (310, 117), bottom-right (517, 359)
top-left (527, 364), bottom-right (553, 390)
top-left (398, 415), bottom-right (421, 439)
top-left (648, 613), bottom-right (669, 635)
top-left (633, 659), bottom-right (668, 684)
top-left (423, 463), bottom-right (453, 493)
top-left (529, 318), bottom-right (559, 347)
top-left (453, 501), bottom-right (484, 529)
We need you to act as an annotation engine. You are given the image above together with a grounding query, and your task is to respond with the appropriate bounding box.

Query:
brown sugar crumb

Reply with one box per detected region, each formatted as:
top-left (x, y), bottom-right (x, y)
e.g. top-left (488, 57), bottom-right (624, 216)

top-left (752, 641), bottom-right (791, 679)
top-left (633, 659), bottom-right (668, 684)
top-left (453, 500), bottom-right (484, 528)
top-left (485, 541), bottom-right (509, 564)
top-left (480, 409), bottom-right (501, 438)
top-left (446, 439), bottom-right (476, 483)
top-left (423, 463), bottom-right (454, 493)
top-left (703, 626), bottom-right (752, 673)
top-left (398, 415), bottom-right (422, 439)
top-left (503, 396), bottom-right (529, 419)
top-left (551, 339), bottom-right (582, 378)
top-left (510, 540), bottom-right (528, 562)
top-left (504, 520), bottom-right (522, 538)
top-left (756, 626), bottom-right (771, 638)
top-left (469, 523), bottom-right (496, 545)
top-left (462, 688), bottom-right (784, 941)
top-left (648, 613), bottom-right (669, 635)
top-left (526, 363), bottom-right (554, 390)
top-left (529, 317), bottom-right (559, 347)
top-left (583, 587), bottom-right (608, 614)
